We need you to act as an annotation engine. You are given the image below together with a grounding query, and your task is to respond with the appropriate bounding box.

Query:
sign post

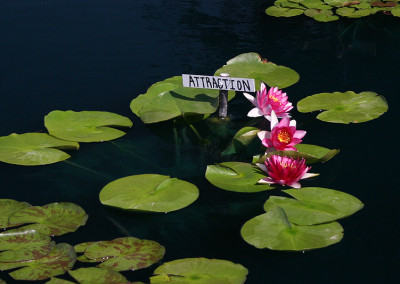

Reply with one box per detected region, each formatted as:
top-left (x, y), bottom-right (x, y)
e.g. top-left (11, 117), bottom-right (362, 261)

top-left (182, 74), bottom-right (255, 118)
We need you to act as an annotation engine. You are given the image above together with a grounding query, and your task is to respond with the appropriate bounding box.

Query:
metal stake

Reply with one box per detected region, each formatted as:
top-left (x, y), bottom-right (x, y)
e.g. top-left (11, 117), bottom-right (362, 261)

top-left (218, 73), bottom-right (229, 118)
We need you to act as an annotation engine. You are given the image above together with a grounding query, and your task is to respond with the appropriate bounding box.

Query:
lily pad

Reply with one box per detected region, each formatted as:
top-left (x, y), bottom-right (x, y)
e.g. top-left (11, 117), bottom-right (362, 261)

top-left (336, 7), bottom-right (371, 17)
top-left (150, 258), bottom-right (248, 284)
top-left (44, 110), bottom-right (133, 142)
top-left (0, 243), bottom-right (76, 281)
top-left (77, 237), bottom-right (165, 271)
top-left (300, 0), bottom-right (333, 9)
top-left (266, 6), bottom-right (305, 17)
top-left (297, 91), bottom-right (388, 123)
top-left (214, 52), bottom-right (300, 89)
top-left (68, 267), bottom-right (129, 284)
top-left (8, 202), bottom-right (88, 236)
top-left (264, 187), bottom-right (364, 225)
top-left (0, 199), bottom-right (31, 228)
top-left (0, 229), bottom-right (54, 262)
top-left (221, 127), bottom-right (260, 156)
top-left (46, 277), bottom-right (76, 284)
top-left (241, 207), bottom-right (343, 251)
top-left (0, 133), bottom-right (79, 166)
top-left (304, 9), bottom-right (340, 21)
top-left (99, 174), bottom-right (199, 212)
top-left (130, 76), bottom-right (222, 124)
top-left (205, 162), bottom-right (275, 193)
top-left (258, 144), bottom-right (339, 164)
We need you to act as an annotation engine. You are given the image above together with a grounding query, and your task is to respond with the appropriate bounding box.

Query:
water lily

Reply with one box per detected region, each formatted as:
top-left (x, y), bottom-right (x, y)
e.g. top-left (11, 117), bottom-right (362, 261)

top-left (258, 111), bottom-right (306, 151)
top-left (243, 82), bottom-right (293, 120)
top-left (257, 155), bottom-right (318, 188)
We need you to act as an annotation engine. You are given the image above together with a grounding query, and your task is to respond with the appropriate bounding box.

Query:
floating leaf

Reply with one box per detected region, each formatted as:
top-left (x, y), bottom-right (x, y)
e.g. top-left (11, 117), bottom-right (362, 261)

top-left (69, 267), bottom-right (129, 284)
top-left (8, 202), bottom-right (88, 236)
top-left (241, 207), bottom-right (343, 251)
top-left (78, 237), bottom-right (165, 271)
top-left (264, 187), bottom-right (364, 225)
top-left (44, 110), bottom-right (132, 142)
top-left (221, 127), bottom-right (260, 156)
top-left (151, 258), bottom-right (248, 284)
top-left (0, 243), bottom-right (76, 281)
top-left (0, 229), bottom-right (54, 262)
top-left (0, 133), bottom-right (79, 166)
top-left (0, 199), bottom-right (31, 228)
top-left (46, 277), bottom-right (76, 284)
top-left (266, 6), bottom-right (305, 17)
top-left (130, 76), bottom-right (224, 124)
top-left (301, 0), bottom-right (333, 9)
top-left (205, 162), bottom-right (275, 193)
top-left (214, 52), bottom-right (300, 89)
top-left (297, 91), bottom-right (388, 123)
top-left (304, 9), bottom-right (340, 21)
top-left (336, 7), bottom-right (371, 17)
top-left (99, 174), bottom-right (199, 212)
top-left (258, 144), bottom-right (339, 164)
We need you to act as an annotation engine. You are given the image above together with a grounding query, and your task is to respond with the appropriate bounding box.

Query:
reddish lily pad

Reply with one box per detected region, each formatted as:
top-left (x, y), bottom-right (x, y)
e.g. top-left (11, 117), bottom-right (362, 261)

top-left (151, 258), bottom-right (248, 284)
top-left (0, 243), bottom-right (76, 281)
top-left (77, 237), bottom-right (165, 271)
top-left (8, 202), bottom-right (88, 236)
top-left (68, 267), bottom-right (129, 284)
top-left (0, 199), bottom-right (31, 228)
top-left (0, 229), bottom-right (54, 262)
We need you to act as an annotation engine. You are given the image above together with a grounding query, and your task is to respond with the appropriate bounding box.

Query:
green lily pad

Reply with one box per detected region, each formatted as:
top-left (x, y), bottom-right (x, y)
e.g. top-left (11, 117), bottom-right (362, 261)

top-left (266, 6), bottom-right (305, 17)
top-left (264, 187), bottom-right (364, 225)
top-left (8, 202), bottom-right (88, 236)
top-left (304, 9), bottom-right (340, 21)
top-left (130, 76), bottom-right (222, 124)
top-left (205, 162), bottom-right (275, 193)
top-left (0, 243), bottom-right (76, 281)
top-left (336, 7), bottom-right (371, 17)
top-left (150, 258), bottom-right (248, 284)
top-left (297, 91), bottom-right (388, 124)
top-left (0, 133), bottom-right (79, 166)
top-left (279, 0), bottom-right (306, 8)
top-left (300, 0), bottom-right (333, 9)
top-left (0, 229), bottom-right (54, 262)
top-left (77, 237), bottom-right (165, 271)
top-left (0, 199), bottom-right (31, 228)
top-left (258, 144), bottom-right (339, 164)
top-left (221, 127), bottom-right (260, 156)
top-left (99, 174), bottom-right (199, 212)
top-left (214, 52), bottom-right (300, 89)
top-left (46, 277), bottom-right (76, 284)
top-left (44, 110), bottom-right (133, 142)
top-left (69, 267), bottom-right (129, 284)
top-left (241, 207), bottom-right (343, 251)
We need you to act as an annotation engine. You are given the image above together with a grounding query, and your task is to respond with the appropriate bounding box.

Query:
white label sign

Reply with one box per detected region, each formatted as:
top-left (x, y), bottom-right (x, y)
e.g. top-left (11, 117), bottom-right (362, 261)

top-left (182, 74), bottom-right (255, 92)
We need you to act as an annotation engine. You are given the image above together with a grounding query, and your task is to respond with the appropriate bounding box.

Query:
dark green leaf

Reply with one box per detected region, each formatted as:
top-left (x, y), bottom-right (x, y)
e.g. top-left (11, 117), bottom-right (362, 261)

top-left (222, 127), bottom-right (260, 156)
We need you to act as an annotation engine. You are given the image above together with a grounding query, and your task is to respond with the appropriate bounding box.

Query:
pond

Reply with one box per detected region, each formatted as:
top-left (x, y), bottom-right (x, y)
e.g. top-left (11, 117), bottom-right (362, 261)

top-left (0, 0), bottom-right (399, 283)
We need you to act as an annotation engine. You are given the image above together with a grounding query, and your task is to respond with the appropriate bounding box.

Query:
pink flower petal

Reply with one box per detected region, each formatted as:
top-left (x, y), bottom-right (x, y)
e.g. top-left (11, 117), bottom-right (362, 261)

top-left (258, 177), bottom-right (275, 184)
top-left (293, 130), bottom-right (306, 139)
top-left (257, 131), bottom-right (268, 141)
top-left (243, 93), bottom-right (257, 106)
top-left (301, 172), bottom-right (319, 179)
top-left (247, 108), bottom-right (264, 117)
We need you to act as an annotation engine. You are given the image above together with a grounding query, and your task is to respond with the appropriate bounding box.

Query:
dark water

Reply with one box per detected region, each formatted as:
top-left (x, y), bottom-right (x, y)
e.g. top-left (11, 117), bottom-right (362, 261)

top-left (1, 0), bottom-right (399, 283)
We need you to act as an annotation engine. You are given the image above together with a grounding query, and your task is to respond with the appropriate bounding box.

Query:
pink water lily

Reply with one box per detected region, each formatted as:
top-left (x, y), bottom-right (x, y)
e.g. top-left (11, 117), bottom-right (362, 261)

top-left (258, 111), bottom-right (306, 151)
top-left (243, 82), bottom-right (293, 120)
top-left (257, 155), bottom-right (318, 189)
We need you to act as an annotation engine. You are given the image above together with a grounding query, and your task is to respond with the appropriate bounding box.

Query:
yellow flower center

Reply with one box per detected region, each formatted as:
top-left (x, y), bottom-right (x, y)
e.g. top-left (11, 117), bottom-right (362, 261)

top-left (269, 94), bottom-right (280, 103)
top-left (277, 129), bottom-right (291, 144)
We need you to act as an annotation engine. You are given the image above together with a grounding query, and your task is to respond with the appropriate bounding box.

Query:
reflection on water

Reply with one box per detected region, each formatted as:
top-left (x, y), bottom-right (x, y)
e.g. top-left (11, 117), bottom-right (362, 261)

top-left (1, 0), bottom-right (399, 283)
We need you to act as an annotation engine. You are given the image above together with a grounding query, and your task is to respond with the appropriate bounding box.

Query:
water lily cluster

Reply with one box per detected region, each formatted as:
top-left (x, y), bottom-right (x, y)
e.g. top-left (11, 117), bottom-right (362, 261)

top-left (244, 82), bottom-right (317, 189)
